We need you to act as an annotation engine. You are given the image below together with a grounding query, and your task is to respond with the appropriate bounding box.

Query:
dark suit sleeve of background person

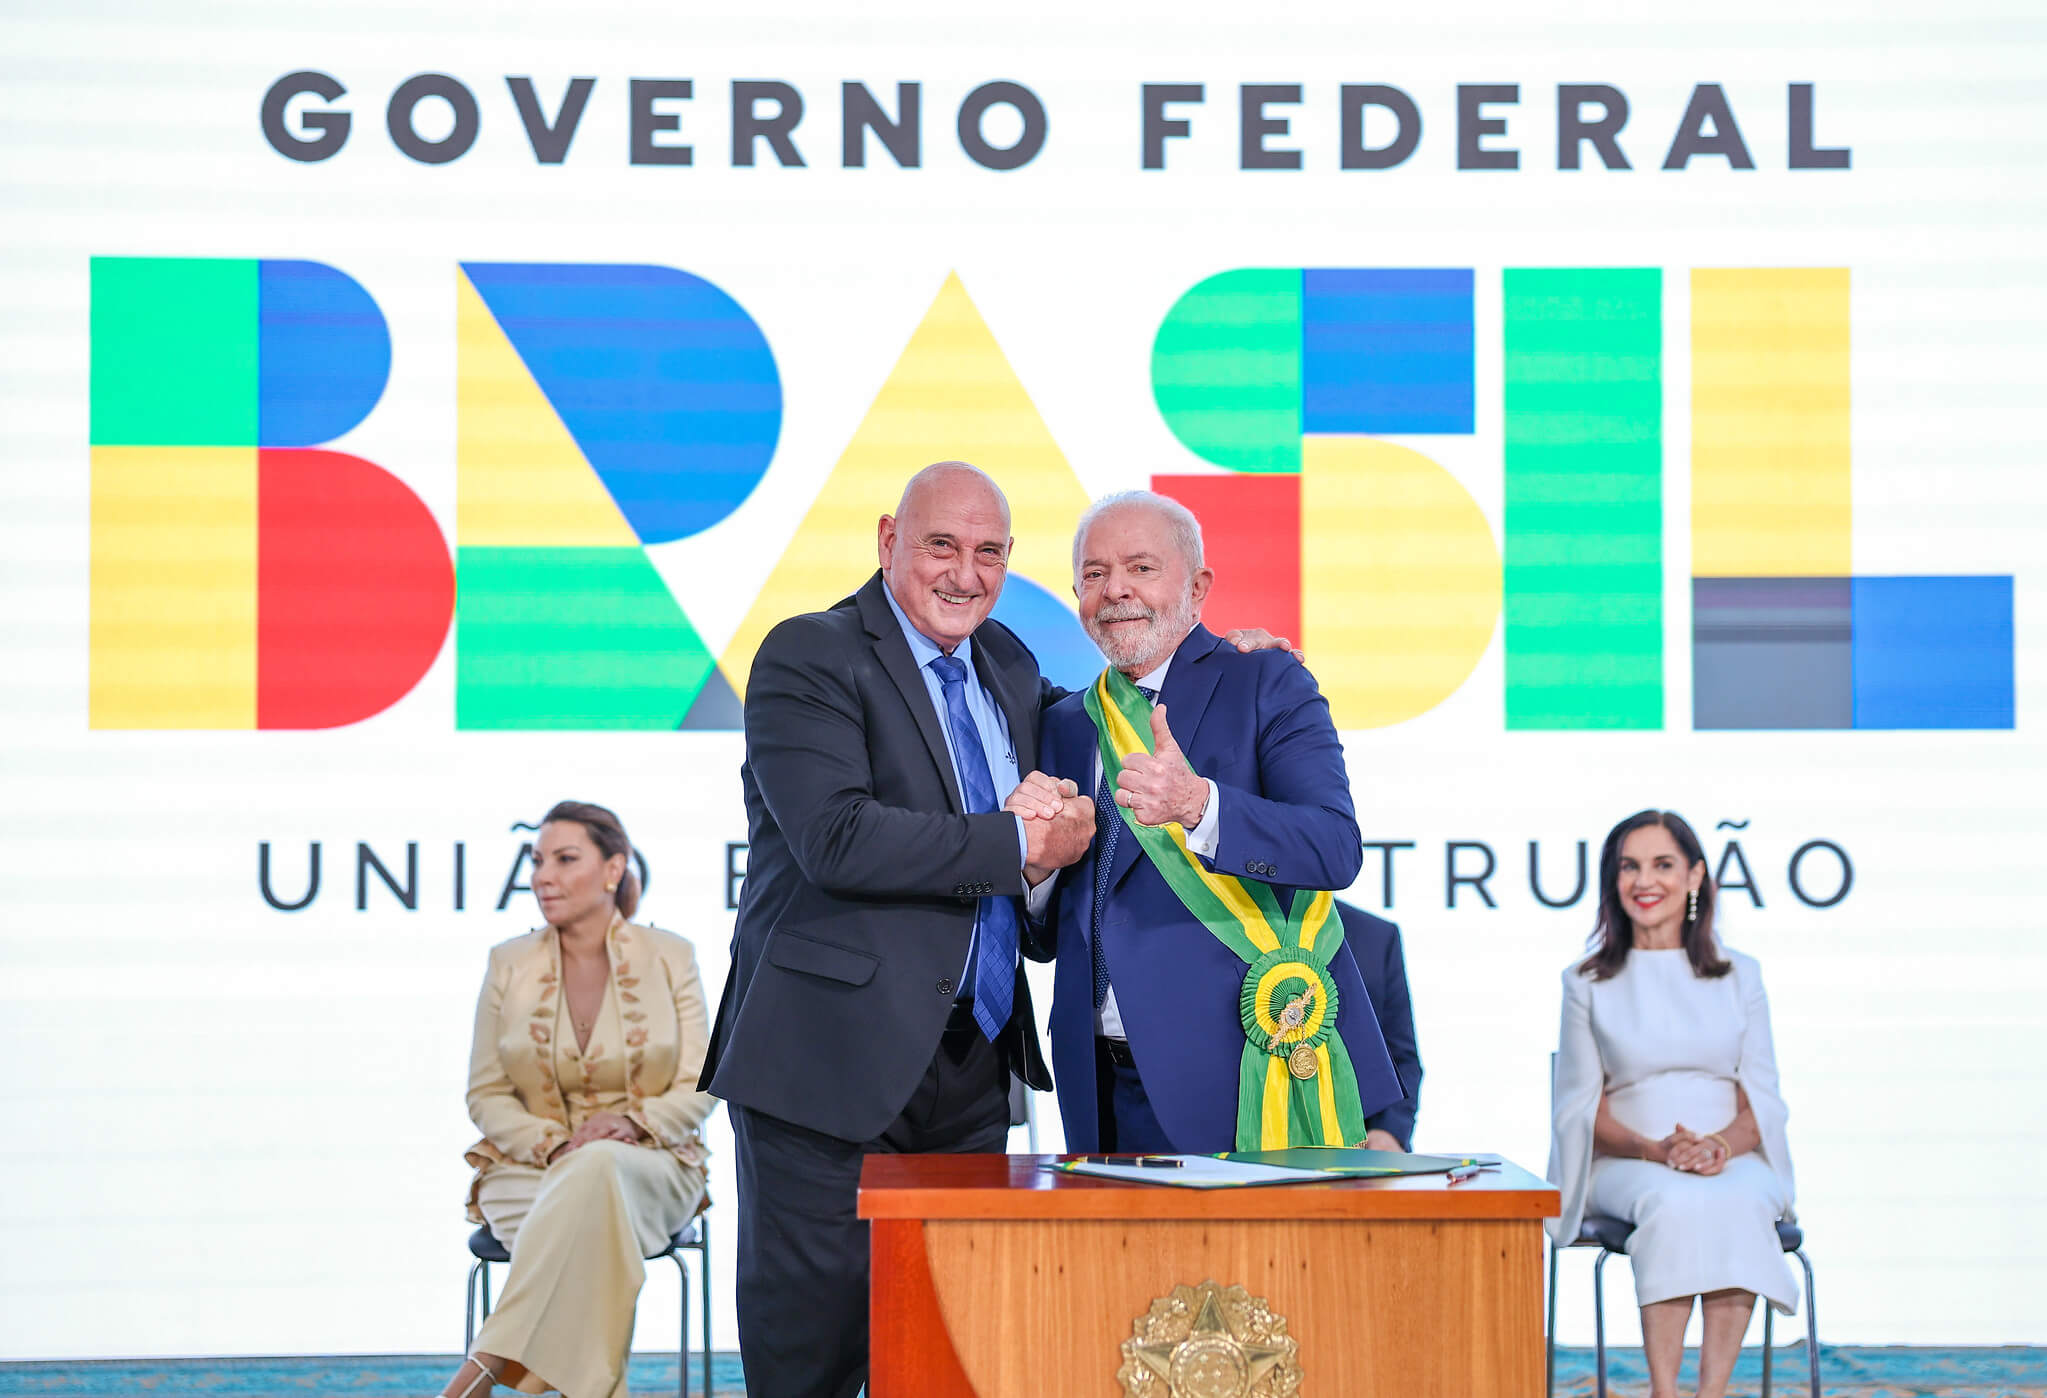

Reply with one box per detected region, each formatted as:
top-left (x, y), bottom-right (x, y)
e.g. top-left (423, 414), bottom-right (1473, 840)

top-left (1208, 650), bottom-right (1365, 892)
top-left (745, 611), bottom-right (1026, 899)
top-left (1338, 902), bottom-right (1423, 1150)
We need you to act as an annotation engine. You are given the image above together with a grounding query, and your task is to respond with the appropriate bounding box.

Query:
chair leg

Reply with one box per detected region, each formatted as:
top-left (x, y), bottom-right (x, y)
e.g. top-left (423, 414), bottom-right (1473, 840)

top-left (1545, 1242), bottom-right (1558, 1398)
top-left (1762, 1294), bottom-right (1774, 1398)
top-left (699, 1223), bottom-right (713, 1398)
top-left (1592, 1250), bottom-right (1611, 1398)
top-left (1796, 1249), bottom-right (1820, 1398)
top-left (670, 1251), bottom-right (688, 1398)
top-left (465, 1259), bottom-right (484, 1353)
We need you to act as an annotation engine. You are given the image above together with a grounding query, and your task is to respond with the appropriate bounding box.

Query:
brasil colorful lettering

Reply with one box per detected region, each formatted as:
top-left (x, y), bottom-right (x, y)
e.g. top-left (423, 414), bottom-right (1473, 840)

top-left (88, 258), bottom-right (2013, 732)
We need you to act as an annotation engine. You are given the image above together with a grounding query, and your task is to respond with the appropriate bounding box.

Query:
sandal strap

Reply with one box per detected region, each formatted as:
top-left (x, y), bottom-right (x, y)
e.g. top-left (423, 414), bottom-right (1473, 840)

top-left (446, 1354), bottom-right (500, 1398)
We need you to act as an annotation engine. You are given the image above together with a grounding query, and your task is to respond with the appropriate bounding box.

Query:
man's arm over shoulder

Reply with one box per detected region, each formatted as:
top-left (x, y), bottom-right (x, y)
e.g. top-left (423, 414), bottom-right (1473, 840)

top-left (744, 613), bottom-right (1022, 901)
top-left (1033, 673), bottom-right (1073, 715)
top-left (1211, 652), bottom-right (1364, 890)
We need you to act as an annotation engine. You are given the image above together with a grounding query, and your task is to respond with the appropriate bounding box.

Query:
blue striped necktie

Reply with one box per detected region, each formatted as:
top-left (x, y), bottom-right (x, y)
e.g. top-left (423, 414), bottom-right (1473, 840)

top-left (1091, 685), bottom-right (1156, 1011)
top-left (928, 655), bottom-right (1016, 1042)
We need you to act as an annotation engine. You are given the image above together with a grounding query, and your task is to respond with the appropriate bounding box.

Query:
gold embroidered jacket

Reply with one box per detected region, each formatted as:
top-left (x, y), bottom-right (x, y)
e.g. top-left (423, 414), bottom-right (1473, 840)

top-left (463, 918), bottom-right (714, 1217)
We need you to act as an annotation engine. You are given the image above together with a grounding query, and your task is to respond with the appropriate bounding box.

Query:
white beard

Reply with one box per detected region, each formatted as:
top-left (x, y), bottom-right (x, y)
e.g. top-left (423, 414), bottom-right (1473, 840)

top-left (1086, 590), bottom-right (1198, 674)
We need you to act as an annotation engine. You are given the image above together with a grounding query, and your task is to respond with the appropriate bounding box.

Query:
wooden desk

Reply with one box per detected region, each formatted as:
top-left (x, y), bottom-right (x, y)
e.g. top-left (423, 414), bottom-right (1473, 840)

top-left (860, 1153), bottom-right (1559, 1398)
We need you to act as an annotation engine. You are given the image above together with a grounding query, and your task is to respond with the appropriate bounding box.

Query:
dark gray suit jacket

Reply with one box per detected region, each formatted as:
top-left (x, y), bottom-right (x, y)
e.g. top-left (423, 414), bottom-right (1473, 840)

top-left (701, 572), bottom-right (1056, 1143)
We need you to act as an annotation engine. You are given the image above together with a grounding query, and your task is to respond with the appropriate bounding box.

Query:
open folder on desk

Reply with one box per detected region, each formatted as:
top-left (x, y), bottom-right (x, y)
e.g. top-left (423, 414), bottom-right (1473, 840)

top-left (1045, 1147), bottom-right (1478, 1188)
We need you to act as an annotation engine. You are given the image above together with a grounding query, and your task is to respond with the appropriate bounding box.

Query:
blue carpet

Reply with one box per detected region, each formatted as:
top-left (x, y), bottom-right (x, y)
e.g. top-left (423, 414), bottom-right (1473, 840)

top-left (0, 1349), bottom-right (2043, 1395)
top-left (0, 1355), bottom-right (737, 1396)
top-left (1553, 1345), bottom-right (2047, 1396)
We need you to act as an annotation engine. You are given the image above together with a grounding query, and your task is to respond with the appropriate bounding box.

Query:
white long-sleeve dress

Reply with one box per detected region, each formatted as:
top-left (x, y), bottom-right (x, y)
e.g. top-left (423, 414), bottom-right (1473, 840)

top-left (1546, 946), bottom-right (1799, 1313)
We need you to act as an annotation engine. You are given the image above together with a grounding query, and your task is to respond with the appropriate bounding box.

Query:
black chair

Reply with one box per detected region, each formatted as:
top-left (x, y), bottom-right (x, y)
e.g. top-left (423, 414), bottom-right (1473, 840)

top-left (1546, 1214), bottom-right (1819, 1398)
top-left (464, 1213), bottom-right (712, 1398)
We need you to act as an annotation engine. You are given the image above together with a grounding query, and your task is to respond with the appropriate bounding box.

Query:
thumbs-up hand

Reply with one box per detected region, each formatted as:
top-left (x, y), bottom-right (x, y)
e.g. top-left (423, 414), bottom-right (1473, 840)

top-left (1115, 703), bottom-right (1210, 828)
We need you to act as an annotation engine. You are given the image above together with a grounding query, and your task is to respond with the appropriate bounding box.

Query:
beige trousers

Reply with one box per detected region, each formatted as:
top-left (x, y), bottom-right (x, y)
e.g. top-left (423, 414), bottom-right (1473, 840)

top-left (474, 1141), bottom-right (706, 1398)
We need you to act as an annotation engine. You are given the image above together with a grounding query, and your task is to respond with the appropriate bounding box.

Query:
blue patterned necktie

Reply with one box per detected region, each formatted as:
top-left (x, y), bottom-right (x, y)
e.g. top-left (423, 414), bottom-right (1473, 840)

top-left (1091, 685), bottom-right (1156, 1011)
top-left (928, 654), bottom-right (1017, 1042)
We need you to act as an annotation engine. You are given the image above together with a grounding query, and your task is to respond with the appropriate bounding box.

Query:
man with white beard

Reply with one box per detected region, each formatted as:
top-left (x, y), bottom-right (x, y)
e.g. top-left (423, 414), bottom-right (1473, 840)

top-left (1017, 491), bottom-right (1403, 1154)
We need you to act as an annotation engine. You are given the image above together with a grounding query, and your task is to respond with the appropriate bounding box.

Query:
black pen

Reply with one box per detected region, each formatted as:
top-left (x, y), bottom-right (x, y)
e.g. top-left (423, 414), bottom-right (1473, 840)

top-left (1080, 1154), bottom-right (1184, 1168)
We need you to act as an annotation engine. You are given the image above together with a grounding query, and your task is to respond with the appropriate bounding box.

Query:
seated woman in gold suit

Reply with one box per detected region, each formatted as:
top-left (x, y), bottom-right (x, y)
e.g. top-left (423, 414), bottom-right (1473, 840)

top-left (438, 801), bottom-right (714, 1398)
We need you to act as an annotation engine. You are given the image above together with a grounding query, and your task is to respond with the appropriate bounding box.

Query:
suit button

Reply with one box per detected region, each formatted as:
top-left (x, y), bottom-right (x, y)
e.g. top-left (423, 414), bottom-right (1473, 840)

top-left (937, 976), bottom-right (954, 995)
top-left (1245, 860), bottom-right (1257, 874)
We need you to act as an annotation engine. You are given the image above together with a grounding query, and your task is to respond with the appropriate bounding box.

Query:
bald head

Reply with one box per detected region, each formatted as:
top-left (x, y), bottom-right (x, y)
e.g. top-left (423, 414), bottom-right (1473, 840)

top-left (895, 460), bottom-right (1011, 527)
top-left (877, 461), bottom-right (1015, 653)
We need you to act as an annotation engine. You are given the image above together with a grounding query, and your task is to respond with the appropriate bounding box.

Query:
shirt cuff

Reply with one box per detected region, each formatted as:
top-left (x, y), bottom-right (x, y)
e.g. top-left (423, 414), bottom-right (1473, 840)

top-left (1184, 779), bottom-right (1222, 860)
top-left (1025, 869), bottom-right (1057, 918)
top-left (1013, 812), bottom-right (1030, 867)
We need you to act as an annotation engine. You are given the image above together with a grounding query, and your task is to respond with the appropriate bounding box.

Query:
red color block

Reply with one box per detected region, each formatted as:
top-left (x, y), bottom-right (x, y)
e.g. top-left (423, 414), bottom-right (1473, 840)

top-left (1151, 473), bottom-right (1301, 644)
top-left (257, 448), bottom-right (453, 729)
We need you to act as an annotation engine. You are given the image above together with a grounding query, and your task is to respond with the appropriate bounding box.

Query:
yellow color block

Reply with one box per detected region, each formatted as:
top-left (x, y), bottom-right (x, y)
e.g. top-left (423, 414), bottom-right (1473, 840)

top-left (1300, 438), bottom-right (1501, 729)
top-left (90, 446), bottom-right (256, 728)
top-left (457, 270), bottom-right (635, 548)
top-left (722, 273), bottom-right (1091, 695)
top-left (1692, 268), bottom-right (1851, 577)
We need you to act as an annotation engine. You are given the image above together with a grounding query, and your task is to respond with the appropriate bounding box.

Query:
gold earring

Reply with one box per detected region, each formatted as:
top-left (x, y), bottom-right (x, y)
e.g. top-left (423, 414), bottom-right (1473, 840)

top-left (1687, 887), bottom-right (1699, 923)
top-left (605, 882), bottom-right (618, 892)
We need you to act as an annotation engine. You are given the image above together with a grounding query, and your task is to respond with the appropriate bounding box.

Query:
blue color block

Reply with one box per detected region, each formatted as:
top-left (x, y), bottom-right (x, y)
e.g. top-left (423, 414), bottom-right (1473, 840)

top-left (1302, 268), bottom-right (1474, 435)
top-left (461, 263), bottom-right (781, 543)
top-left (1852, 576), bottom-right (2014, 729)
top-left (258, 260), bottom-right (391, 446)
top-left (990, 575), bottom-right (1102, 696)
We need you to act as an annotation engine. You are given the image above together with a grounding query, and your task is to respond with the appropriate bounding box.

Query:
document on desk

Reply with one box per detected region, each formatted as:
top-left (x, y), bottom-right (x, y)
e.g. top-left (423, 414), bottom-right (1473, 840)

top-left (1045, 1148), bottom-right (1477, 1188)
top-left (1045, 1156), bottom-right (1331, 1187)
top-left (1221, 1147), bottom-right (1477, 1177)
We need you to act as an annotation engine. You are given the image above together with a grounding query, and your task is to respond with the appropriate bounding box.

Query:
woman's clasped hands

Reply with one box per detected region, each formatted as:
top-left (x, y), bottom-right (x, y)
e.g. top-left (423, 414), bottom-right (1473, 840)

top-left (1653, 1123), bottom-right (1730, 1176)
top-left (547, 1110), bottom-right (647, 1163)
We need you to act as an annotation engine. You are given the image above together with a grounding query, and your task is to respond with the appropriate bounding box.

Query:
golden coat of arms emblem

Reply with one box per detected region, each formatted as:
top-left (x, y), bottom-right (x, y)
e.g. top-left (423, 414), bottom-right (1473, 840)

top-left (1117, 1280), bottom-right (1302, 1398)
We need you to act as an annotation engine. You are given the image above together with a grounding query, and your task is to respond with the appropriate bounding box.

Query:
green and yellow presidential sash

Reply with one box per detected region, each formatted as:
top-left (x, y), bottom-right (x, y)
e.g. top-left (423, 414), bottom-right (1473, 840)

top-left (1084, 666), bottom-right (1369, 1151)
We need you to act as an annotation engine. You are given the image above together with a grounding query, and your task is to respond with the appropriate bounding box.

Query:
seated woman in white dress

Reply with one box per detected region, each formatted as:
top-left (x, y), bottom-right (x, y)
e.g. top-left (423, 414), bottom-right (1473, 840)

top-left (1547, 809), bottom-right (1798, 1398)
top-left (435, 801), bottom-right (714, 1398)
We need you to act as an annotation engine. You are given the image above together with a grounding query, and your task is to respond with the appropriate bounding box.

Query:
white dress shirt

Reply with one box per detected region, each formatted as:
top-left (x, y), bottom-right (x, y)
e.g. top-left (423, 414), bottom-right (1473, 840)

top-left (1025, 651), bottom-right (1221, 1037)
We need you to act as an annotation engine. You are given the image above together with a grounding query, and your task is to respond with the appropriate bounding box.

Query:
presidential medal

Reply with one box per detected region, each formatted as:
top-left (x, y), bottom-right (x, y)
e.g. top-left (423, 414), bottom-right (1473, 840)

top-left (1285, 1043), bottom-right (1319, 1080)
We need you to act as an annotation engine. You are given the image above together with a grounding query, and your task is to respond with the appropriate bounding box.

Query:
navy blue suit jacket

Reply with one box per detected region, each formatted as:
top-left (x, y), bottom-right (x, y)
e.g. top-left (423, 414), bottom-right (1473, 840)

top-left (1334, 900), bottom-right (1423, 1150)
top-left (1036, 626), bottom-right (1403, 1152)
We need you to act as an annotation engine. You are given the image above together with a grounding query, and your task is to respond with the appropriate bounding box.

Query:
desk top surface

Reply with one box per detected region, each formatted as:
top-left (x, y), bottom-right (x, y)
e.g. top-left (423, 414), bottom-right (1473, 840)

top-left (857, 1154), bottom-right (1560, 1221)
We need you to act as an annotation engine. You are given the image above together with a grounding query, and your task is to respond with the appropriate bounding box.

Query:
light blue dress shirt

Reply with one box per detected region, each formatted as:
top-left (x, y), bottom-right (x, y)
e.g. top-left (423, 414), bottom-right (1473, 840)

top-left (881, 585), bottom-right (1028, 989)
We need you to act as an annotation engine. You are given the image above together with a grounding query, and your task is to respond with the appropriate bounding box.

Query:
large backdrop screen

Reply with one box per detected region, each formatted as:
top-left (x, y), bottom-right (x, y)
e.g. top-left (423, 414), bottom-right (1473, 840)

top-left (3, 0), bottom-right (2042, 1357)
